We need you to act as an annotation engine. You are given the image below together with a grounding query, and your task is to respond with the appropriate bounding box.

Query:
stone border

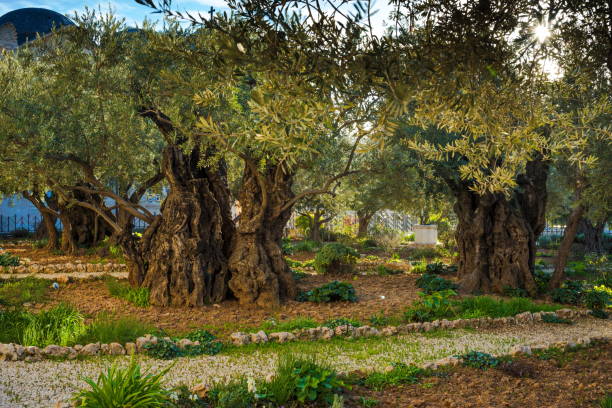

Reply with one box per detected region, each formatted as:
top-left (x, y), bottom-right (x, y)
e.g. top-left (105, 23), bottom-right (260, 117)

top-left (2, 308), bottom-right (597, 362)
top-left (1, 261), bottom-right (127, 275)
top-left (0, 308), bottom-right (600, 362)
top-left (228, 308), bottom-right (594, 345)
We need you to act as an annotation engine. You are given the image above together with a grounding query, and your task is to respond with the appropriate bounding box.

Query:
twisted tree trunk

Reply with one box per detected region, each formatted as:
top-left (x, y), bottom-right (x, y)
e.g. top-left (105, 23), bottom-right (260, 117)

top-left (578, 218), bottom-right (606, 255)
top-left (228, 163), bottom-right (297, 306)
top-left (357, 210), bottom-right (375, 238)
top-left (452, 160), bottom-right (548, 296)
top-left (22, 191), bottom-right (59, 250)
top-left (121, 146), bottom-right (234, 306)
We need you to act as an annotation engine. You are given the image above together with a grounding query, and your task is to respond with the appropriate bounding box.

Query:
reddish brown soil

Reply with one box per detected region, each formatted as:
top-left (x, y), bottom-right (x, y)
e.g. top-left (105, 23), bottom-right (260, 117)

top-left (0, 241), bottom-right (106, 264)
top-left (41, 273), bottom-right (421, 336)
top-left (347, 343), bottom-right (612, 408)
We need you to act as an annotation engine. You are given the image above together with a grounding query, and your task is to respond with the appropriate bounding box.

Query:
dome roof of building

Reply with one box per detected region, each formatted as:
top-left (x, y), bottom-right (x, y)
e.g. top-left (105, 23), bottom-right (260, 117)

top-left (0, 8), bottom-right (74, 47)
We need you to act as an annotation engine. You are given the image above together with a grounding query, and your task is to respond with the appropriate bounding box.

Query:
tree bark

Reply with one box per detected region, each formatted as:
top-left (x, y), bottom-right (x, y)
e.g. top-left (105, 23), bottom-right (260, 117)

top-left (309, 210), bottom-right (323, 242)
top-left (22, 191), bottom-right (59, 250)
top-left (121, 146), bottom-right (235, 306)
top-left (357, 210), bottom-right (375, 238)
top-left (452, 159), bottom-right (548, 296)
top-left (549, 203), bottom-right (585, 289)
top-left (228, 163), bottom-right (297, 306)
top-left (578, 218), bottom-right (606, 254)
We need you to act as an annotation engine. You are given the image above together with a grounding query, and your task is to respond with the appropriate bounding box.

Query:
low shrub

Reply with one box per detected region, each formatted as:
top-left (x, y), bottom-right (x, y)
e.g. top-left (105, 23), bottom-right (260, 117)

top-left (21, 303), bottom-right (86, 347)
top-left (323, 317), bottom-right (362, 329)
top-left (502, 286), bottom-right (529, 298)
top-left (415, 273), bottom-right (458, 294)
top-left (207, 379), bottom-right (255, 408)
top-left (458, 351), bottom-right (500, 370)
top-left (358, 238), bottom-right (379, 249)
top-left (78, 314), bottom-right (156, 345)
top-left (285, 258), bottom-right (315, 269)
top-left (291, 357), bottom-right (347, 404)
top-left (368, 313), bottom-right (390, 327)
top-left (313, 243), bottom-right (359, 274)
top-left (0, 277), bottom-right (49, 307)
top-left (105, 277), bottom-right (150, 307)
top-left (551, 281), bottom-right (585, 305)
top-left (404, 290), bottom-right (456, 322)
top-left (534, 268), bottom-right (552, 295)
top-left (72, 358), bottom-right (171, 407)
top-left (297, 281), bottom-right (357, 303)
top-left (144, 338), bottom-right (182, 360)
top-left (281, 238), bottom-right (294, 255)
top-left (363, 363), bottom-right (424, 391)
top-left (292, 269), bottom-right (307, 281)
top-left (410, 261), bottom-right (427, 274)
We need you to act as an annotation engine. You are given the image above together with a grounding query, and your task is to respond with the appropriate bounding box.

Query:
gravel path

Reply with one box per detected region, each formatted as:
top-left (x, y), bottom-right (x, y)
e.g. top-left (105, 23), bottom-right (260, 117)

top-left (1, 318), bottom-right (610, 408)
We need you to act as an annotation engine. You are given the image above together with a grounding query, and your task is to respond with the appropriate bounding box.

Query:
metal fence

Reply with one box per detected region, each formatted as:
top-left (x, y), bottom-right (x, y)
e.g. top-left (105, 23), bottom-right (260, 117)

top-left (0, 214), bottom-right (43, 235)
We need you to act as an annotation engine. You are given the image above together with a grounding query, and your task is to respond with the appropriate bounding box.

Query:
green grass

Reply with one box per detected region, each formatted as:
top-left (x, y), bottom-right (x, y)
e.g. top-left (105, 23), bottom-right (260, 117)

top-left (363, 362), bottom-right (425, 390)
top-left (105, 277), bottom-right (150, 307)
top-left (0, 309), bottom-right (29, 343)
top-left (599, 394), bottom-right (612, 408)
top-left (0, 277), bottom-right (50, 307)
top-left (77, 314), bottom-right (157, 345)
top-left (260, 317), bottom-right (319, 333)
top-left (21, 303), bottom-right (87, 347)
top-left (453, 296), bottom-right (561, 319)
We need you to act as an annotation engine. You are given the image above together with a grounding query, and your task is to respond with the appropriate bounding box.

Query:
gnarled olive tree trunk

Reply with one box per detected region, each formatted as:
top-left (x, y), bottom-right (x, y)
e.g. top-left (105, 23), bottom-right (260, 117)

top-left (120, 146), bottom-right (234, 307)
top-left (357, 210), bottom-right (375, 238)
top-left (452, 160), bottom-right (548, 296)
top-left (228, 164), bottom-right (297, 306)
top-left (578, 218), bottom-right (606, 255)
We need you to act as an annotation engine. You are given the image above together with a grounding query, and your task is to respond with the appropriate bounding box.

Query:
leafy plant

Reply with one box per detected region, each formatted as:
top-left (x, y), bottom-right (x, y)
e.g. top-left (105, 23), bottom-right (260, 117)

top-left (373, 265), bottom-right (403, 276)
top-left (21, 303), bottom-right (86, 347)
top-left (281, 238), bottom-right (294, 255)
top-left (534, 268), bottom-right (552, 295)
top-left (297, 281), bottom-right (357, 303)
top-left (73, 358), bottom-right (171, 407)
top-left (363, 363), bottom-right (425, 390)
top-left (503, 286), bottom-right (529, 298)
top-left (144, 338), bottom-right (182, 360)
top-left (551, 280), bottom-right (585, 305)
top-left (458, 351), bottom-right (500, 370)
top-left (292, 269), bottom-right (308, 281)
top-left (313, 243), bottom-right (359, 274)
top-left (183, 329), bottom-right (223, 356)
top-left (368, 313), bottom-right (390, 327)
top-left (415, 273), bottom-right (458, 294)
top-left (406, 247), bottom-right (440, 260)
top-left (206, 379), bottom-right (255, 408)
top-left (404, 290), bottom-right (456, 322)
top-left (105, 277), bottom-right (150, 307)
top-left (410, 261), bottom-right (427, 274)
top-left (0, 252), bottom-right (20, 266)
top-left (292, 240), bottom-right (322, 253)
top-left (425, 261), bottom-right (456, 275)
top-left (584, 286), bottom-right (612, 310)
top-left (292, 358), bottom-right (347, 404)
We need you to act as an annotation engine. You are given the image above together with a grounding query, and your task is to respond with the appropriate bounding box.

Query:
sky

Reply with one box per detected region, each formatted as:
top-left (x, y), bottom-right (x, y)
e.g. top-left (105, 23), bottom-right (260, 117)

top-left (0, 0), bottom-right (232, 26)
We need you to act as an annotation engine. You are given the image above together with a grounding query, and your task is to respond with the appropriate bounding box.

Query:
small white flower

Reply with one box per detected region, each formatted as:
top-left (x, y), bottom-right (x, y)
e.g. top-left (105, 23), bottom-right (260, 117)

top-left (247, 377), bottom-right (256, 393)
top-left (380, 295), bottom-right (385, 299)
top-left (237, 43), bottom-right (246, 53)
top-left (189, 394), bottom-right (198, 401)
top-left (169, 392), bottom-right (179, 401)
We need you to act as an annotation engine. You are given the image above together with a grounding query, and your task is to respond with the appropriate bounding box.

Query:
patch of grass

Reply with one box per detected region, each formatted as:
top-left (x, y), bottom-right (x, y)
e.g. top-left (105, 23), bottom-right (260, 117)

top-left (599, 393), bottom-right (612, 408)
top-left (0, 309), bottom-right (29, 343)
top-left (324, 317), bottom-right (362, 328)
top-left (260, 317), bottom-right (318, 333)
top-left (77, 314), bottom-right (156, 345)
top-left (363, 362), bottom-right (425, 390)
top-left (21, 303), bottom-right (86, 347)
top-left (297, 281), bottom-right (357, 303)
top-left (0, 277), bottom-right (50, 307)
top-left (105, 277), bottom-right (150, 307)
top-left (453, 296), bottom-right (561, 319)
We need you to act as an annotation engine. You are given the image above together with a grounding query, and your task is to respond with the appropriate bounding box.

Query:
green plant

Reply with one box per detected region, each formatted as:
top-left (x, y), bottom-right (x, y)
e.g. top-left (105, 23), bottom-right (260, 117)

top-left (292, 358), bottom-right (347, 404)
top-left (406, 247), bottom-right (440, 260)
top-left (541, 314), bottom-right (572, 324)
top-left (410, 261), bottom-right (427, 274)
top-left (31, 239), bottom-right (49, 249)
top-left (551, 280), bottom-right (585, 305)
top-left (105, 277), bottom-right (150, 307)
top-left (281, 238), bottom-right (294, 255)
top-left (599, 394), bottom-right (612, 408)
top-left (425, 261), bottom-right (457, 275)
top-left (323, 317), bottom-right (362, 329)
top-left (534, 268), bottom-right (552, 294)
top-left (358, 238), bottom-right (379, 249)
top-left (169, 386), bottom-right (206, 407)
top-left (144, 338), bottom-right (182, 360)
top-left (357, 396), bottom-right (380, 407)
top-left (363, 363), bottom-right (425, 390)
top-left (458, 351), bottom-right (500, 370)
top-left (415, 273), bottom-right (458, 294)
top-left (313, 243), bottom-right (359, 274)
top-left (21, 303), bottom-right (86, 347)
top-left (206, 379), bottom-right (255, 408)
top-left (0, 277), bottom-right (49, 307)
top-left (0, 252), bottom-right (20, 266)
top-left (584, 286), bottom-right (611, 310)
top-left (368, 312), bottom-right (390, 327)
top-left (292, 269), bottom-right (307, 281)
top-left (297, 281), bottom-right (357, 303)
top-left (0, 309), bottom-right (28, 343)
top-left (454, 296), bottom-right (560, 319)
top-left (73, 357), bottom-right (171, 407)
top-left (78, 314), bottom-right (156, 345)
top-left (292, 240), bottom-right (322, 253)
top-left (404, 290), bottom-right (457, 322)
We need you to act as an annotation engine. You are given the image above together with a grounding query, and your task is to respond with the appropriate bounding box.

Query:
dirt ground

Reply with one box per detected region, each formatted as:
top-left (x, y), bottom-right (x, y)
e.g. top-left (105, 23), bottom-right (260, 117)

top-left (347, 342), bottom-right (612, 408)
top-left (0, 241), bottom-right (108, 265)
top-left (36, 272), bottom-right (422, 336)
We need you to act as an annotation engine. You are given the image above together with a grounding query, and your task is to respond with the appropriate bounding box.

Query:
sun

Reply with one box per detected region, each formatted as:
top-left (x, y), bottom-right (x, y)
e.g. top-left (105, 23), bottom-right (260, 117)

top-left (534, 24), bottom-right (551, 43)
